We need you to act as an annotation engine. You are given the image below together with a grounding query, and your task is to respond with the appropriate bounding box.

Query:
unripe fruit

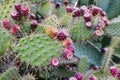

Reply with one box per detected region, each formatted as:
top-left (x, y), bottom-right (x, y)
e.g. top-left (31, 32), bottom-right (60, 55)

top-left (49, 28), bottom-right (58, 38)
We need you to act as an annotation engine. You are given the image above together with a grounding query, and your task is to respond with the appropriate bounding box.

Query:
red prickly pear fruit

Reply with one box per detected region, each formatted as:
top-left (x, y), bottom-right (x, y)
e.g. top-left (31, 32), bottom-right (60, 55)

top-left (21, 6), bottom-right (29, 16)
top-left (69, 77), bottom-right (77, 80)
top-left (14, 4), bottom-right (21, 12)
top-left (11, 24), bottom-right (20, 34)
top-left (100, 11), bottom-right (106, 17)
top-left (110, 66), bottom-right (118, 77)
top-left (29, 13), bottom-right (36, 20)
top-left (84, 12), bottom-right (92, 22)
top-left (11, 11), bottom-right (20, 20)
top-left (74, 72), bottom-right (83, 80)
top-left (62, 38), bottom-right (73, 47)
top-left (30, 20), bottom-right (38, 29)
top-left (50, 58), bottom-right (59, 67)
top-left (57, 31), bottom-right (68, 41)
top-left (62, 49), bottom-right (73, 60)
top-left (2, 20), bottom-right (11, 29)
top-left (89, 75), bottom-right (98, 80)
top-left (64, 0), bottom-right (68, 6)
top-left (55, 2), bottom-right (61, 8)
top-left (86, 21), bottom-right (92, 29)
top-left (66, 6), bottom-right (73, 13)
top-left (101, 47), bottom-right (108, 54)
top-left (92, 6), bottom-right (101, 16)
top-left (93, 65), bottom-right (99, 71)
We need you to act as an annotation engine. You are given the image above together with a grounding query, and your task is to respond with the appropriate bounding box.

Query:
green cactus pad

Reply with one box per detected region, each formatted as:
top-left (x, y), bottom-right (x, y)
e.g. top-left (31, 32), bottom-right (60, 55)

top-left (16, 34), bottom-right (63, 67)
top-left (69, 17), bottom-right (94, 42)
top-left (0, 28), bottom-right (12, 55)
top-left (41, 15), bottom-right (60, 28)
top-left (0, 0), bottom-right (27, 23)
top-left (21, 74), bottom-right (35, 80)
top-left (74, 41), bottom-right (103, 67)
top-left (40, 1), bottom-right (55, 17)
top-left (0, 67), bottom-right (20, 80)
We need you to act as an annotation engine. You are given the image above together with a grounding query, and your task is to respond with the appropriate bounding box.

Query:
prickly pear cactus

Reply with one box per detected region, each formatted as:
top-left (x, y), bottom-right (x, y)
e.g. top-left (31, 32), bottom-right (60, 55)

top-left (16, 34), bottom-right (63, 67)
top-left (41, 15), bottom-right (60, 28)
top-left (70, 18), bottom-right (93, 42)
top-left (0, 0), bottom-right (27, 23)
top-left (21, 74), bottom-right (35, 80)
top-left (0, 67), bottom-right (20, 80)
top-left (0, 28), bottom-right (12, 55)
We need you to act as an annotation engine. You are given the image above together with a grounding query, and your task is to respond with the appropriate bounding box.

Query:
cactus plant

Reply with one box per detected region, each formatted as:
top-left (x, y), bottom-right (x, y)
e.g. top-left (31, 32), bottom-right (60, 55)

top-left (0, 28), bottom-right (12, 55)
top-left (16, 34), bottom-right (63, 67)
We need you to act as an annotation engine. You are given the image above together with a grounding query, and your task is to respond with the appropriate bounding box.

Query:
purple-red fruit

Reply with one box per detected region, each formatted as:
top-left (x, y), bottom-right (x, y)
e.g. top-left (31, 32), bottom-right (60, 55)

top-left (94, 24), bottom-right (100, 30)
top-left (89, 75), bottom-right (98, 80)
top-left (100, 11), bottom-right (106, 17)
top-left (64, 0), bottom-right (68, 6)
top-left (66, 6), bottom-right (73, 13)
top-left (93, 65), bottom-right (99, 71)
top-left (30, 20), bottom-right (38, 29)
top-left (14, 4), bottom-right (21, 12)
top-left (72, 9), bottom-right (81, 17)
top-left (50, 58), bottom-right (59, 67)
top-left (29, 13), bottom-right (36, 20)
top-left (11, 24), bottom-right (20, 34)
top-left (11, 11), bottom-right (20, 20)
top-left (2, 20), bottom-right (11, 29)
top-left (86, 21), bottom-right (92, 29)
top-left (101, 47), bottom-right (108, 54)
top-left (57, 31), bottom-right (68, 41)
top-left (92, 6), bottom-right (100, 16)
top-left (69, 77), bottom-right (77, 80)
top-left (84, 12), bottom-right (92, 22)
top-left (117, 71), bottom-right (120, 79)
top-left (110, 66), bottom-right (118, 77)
top-left (21, 6), bottom-right (29, 16)
top-left (66, 46), bottom-right (75, 53)
top-left (80, 6), bottom-right (88, 14)
top-left (62, 49), bottom-right (73, 60)
top-left (55, 2), bottom-right (61, 8)
top-left (74, 72), bottom-right (83, 80)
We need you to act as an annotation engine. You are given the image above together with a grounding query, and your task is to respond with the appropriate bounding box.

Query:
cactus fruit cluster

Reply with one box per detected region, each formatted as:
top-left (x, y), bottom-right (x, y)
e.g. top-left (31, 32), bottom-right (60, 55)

top-left (0, 0), bottom-right (120, 80)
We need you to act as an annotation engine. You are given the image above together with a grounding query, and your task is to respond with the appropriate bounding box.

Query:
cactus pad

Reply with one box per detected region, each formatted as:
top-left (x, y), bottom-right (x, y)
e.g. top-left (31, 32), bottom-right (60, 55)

top-left (0, 28), bottom-right (12, 55)
top-left (69, 17), bottom-right (94, 42)
top-left (41, 15), bottom-right (60, 28)
top-left (0, 67), bottom-right (20, 80)
top-left (16, 34), bottom-right (63, 67)
top-left (0, 0), bottom-right (27, 23)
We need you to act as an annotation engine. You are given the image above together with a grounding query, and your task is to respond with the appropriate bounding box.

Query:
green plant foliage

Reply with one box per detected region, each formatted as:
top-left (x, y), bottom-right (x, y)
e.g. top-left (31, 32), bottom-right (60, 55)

top-left (69, 17), bottom-right (94, 42)
top-left (0, 67), bottom-right (21, 80)
top-left (21, 74), bottom-right (36, 80)
top-left (0, 28), bottom-right (12, 55)
top-left (41, 15), bottom-right (60, 28)
top-left (0, 0), bottom-right (27, 23)
top-left (40, 1), bottom-right (54, 17)
top-left (74, 41), bottom-right (103, 67)
top-left (16, 34), bottom-right (63, 67)
top-left (106, 22), bottom-right (120, 37)
top-left (78, 57), bottom-right (89, 74)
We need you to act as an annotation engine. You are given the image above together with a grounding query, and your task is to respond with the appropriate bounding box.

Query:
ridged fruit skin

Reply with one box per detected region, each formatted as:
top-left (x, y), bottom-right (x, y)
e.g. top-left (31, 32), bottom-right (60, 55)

top-left (109, 66), bottom-right (118, 77)
top-left (74, 72), bottom-right (83, 80)
top-left (11, 24), bottom-right (20, 34)
top-left (2, 20), bottom-right (11, 29)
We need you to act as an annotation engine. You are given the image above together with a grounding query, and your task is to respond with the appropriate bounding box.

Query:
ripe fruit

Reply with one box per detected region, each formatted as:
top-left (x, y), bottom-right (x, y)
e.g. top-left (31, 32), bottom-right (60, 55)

top-left (11, 24), bottom-right (20, 34)
top-left (100, 11), bottom-right (106, 17)
top-left (64, 0), bottom-right (68, 6)
top-left (55, 2), bottom-right (61, 8)
top-left (94, 24), bottom-right (100, 30)
top-left (11, 11), bottom-right (20, 20)
top-left (50, 58), bottom-right (59, 67)
top-left (93, 65), bottom-right (99, 70)
top-left (62, 49), bottom-right (73, 60)
top-left (30, 20), bottom-right (38, 29)
top-left (66, 46), bottom-right (75, 53)
top-left (84, 12), bottom-right (92, 22)
top-left (62, 38), bottom-right (73, 47)
top-left (117, 71), bottom-right (120, 79)
top-left (66, 6), bottom-right (73, 13)
top-left (94, 30), bottom-right (102, 36)
top-left (21, 6), bottom-right (29, 16)
top-left (2, 20), bottom-right (11, 29)
top-left (110, 66), bottom-right (118, 77)
top-left (14, 4), bottom-right (21, 12)
top-left (92, 6), bottom-right (101, 16)
top-left (101, 47), bottom-right (108, 54)
top-left (80, 6), bottom-right (88, 14)
top-left (69, 77), bottom-right (77, 80)
top-left (72, 9), bottom-right (81, 17)
top-left (49, 28), bottom-right (58, 38)
top-left (57, 31), bottom-right (68, 41)
top-left (89, 75), bottom-right (98, 80)
top-left (86, 21), bottom-right (92, 29)
top-left (74, 72), bottom-right (83, 80)
top-left (29, 13), bottom-right (36, 20)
